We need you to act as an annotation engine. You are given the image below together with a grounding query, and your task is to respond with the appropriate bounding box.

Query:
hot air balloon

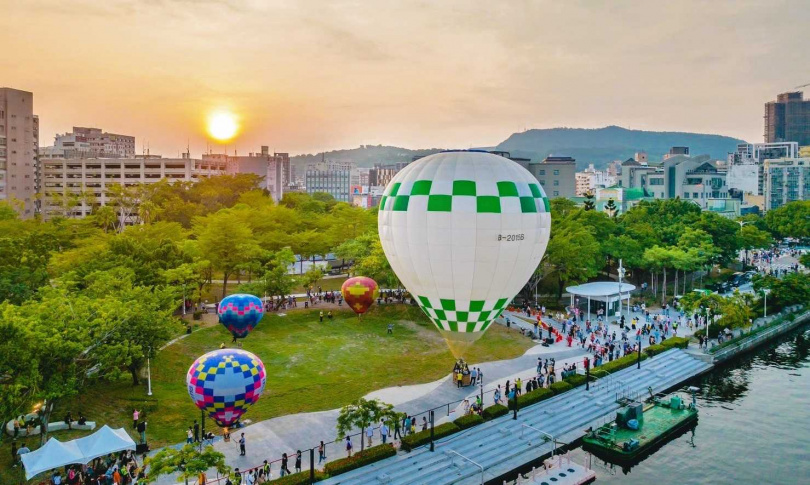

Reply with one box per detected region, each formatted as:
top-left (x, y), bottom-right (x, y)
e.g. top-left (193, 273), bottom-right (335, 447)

top-left (218, 294), bottom-right (264, 338)
top-left (341, 276), bottom-right (379, 315)
top-left (377, 151), bottom-right (551, 356)
top-left (186, 348), bottom-right (267, 427)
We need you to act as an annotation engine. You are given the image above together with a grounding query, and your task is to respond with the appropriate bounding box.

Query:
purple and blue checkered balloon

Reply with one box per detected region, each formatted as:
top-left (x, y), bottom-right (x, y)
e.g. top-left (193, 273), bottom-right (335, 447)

top-left (218, 293), bottom-right (264, 338)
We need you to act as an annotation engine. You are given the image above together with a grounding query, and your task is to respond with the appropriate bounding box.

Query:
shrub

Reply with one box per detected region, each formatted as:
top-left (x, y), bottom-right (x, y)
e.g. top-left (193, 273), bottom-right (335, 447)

top-left (507, 387), bottom-right (554, 410)
top-left (453, 414), bottom-right (484, 430)
top-left (563, 373), bottom-right (587, 387)
top-left (400, 423), bottom-right (459, 452)
top-left (590, 369), bottom-right (609, 379)
top-left (193, 311), bottom-right (202, 320)
top-left (482, 404), bottom-right (509, 421)
top-left (267, 471), bottom-right (327, 484)
top-left (598, 352), bottom-right (647, 374)
top-left (549, 381), bottom-right (572, 395)
top-left (662, 336), bottom-right (690, 349)
top-left (644, 344), bottom-right (667, 356)
top-left (323, 443), bottom-right (396, 475)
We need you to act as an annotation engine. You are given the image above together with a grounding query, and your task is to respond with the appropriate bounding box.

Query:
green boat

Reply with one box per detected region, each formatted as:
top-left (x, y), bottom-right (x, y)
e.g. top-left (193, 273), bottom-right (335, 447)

top-left (582, 389), bottom-right (698, 464)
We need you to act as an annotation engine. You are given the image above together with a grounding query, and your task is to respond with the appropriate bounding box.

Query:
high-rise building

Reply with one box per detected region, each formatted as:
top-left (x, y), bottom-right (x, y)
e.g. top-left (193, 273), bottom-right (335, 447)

top-left (528, 156), bottom-right (576, 198)
top-left (765, 92), bottom-right (810, 146)
top-left (202, 146), bottom-right (288, 201)
top-left (39, 151), bottom-right (227, 220)
top-left (0, 87), bottom-right (38, 217)
top-left (727, 142), bottom-right (799, 196)
top-left (305, 164), bottom-right (352, 202)
top-left (762, 157), bottom-right (810, 212)
top-left (42, 127), bottom-right (135, 159)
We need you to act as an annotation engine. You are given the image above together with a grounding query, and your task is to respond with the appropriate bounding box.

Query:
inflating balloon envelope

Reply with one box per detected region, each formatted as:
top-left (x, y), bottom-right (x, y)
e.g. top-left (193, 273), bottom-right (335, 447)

top-left (377, 151), bottom-right (551, 357)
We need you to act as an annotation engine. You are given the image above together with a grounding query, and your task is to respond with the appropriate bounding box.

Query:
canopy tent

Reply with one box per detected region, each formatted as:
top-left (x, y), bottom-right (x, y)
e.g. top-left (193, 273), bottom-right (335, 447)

top-left (567, 281), bottom-right (636, 322)
top-left (21, 425), bottom-right (136, 480)
top-left (21, 438), bottom-right (84, 480)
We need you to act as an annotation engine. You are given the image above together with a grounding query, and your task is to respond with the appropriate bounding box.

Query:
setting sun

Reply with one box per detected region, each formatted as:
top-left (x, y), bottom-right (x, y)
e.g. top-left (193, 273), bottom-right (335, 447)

top-left (207, 112), bottom-right (239, 141)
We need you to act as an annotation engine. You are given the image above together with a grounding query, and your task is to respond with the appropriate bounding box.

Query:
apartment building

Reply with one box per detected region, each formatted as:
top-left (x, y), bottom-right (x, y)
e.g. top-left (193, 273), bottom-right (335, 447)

top-left (202, 147), bottom-right (289, 202)
top-left (40, 153), bottom-right (227, 219)
top-left (528, 156), bottom-right (577, 198)
top-left (762, 158), bottom-right (810, 211)
top-left (575, 164), bottom-right (616, 196)
top-left (765, 91), bottom-right (810, 146)
top-left (0, 87), bottom-right (38, 217)
top-left (305, 162), bottom-right (354, 202)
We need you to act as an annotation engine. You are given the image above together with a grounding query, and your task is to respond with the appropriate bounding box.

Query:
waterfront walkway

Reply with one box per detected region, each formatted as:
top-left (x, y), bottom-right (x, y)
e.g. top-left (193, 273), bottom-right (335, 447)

top-left (318, 349), bottom-right (711, 485)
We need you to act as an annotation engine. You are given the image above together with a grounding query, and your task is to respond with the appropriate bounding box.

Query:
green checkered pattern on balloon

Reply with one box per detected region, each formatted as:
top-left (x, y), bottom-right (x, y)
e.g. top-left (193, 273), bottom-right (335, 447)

top-left (416, 295), bottom-right (510, 333)
top-left (379, 180), bottom-right (550, 214)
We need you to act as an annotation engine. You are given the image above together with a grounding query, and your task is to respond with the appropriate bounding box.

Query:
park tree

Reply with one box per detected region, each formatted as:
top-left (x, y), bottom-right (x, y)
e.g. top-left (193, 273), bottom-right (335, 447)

top-left (739, 224), bottom-right (773, 265)
top-left (693, 212), bottom-right (742, 264)
top-left (602, 235), bottom-right (644, 282)
top-left (583, 192), bottom-right (595, 211)
top-left (194, 210), bottom-right (263, 298)
top-left (145, 444), bottom-right (230, 485)
top-left (539, 222), bottom-right (601, 299)
top-left (336, 398), bottom-right (399, 452)
top-left (765, 200), bottom-right (810, 239)
top-left (299, 265), bottom-right (325, 292)
top-left (604, 198), bottom-right (618, 217)
top-left (162, 259), bottom-right (213, 305)
top-left (239, 248), bottom-right (297, 299)
top-left (334, 232), bottom-right (400, 288)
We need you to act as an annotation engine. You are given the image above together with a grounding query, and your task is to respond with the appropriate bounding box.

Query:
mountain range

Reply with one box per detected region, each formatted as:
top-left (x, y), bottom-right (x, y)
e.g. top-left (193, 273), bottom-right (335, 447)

top-left (291, 126), bottom-right (747, 170)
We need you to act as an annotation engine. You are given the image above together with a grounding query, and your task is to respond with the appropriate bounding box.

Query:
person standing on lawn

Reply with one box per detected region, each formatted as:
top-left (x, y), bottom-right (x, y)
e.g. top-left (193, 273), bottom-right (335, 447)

top-left (132, 409), bottom-right (140, 429)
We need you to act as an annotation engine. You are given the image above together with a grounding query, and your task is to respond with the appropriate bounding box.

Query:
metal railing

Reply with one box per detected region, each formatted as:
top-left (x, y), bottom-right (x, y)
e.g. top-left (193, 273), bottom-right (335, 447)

top-left (519, 424), bottom-right (557, 458)
top-left (446, 449), bottom-right (484, 485)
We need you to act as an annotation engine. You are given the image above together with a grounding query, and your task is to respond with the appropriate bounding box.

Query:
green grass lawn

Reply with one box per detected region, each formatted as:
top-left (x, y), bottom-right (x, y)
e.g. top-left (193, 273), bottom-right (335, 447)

top-left (202, 276), bottom-right (348, 301)
top-left (3, 304), bottom-right (530, 471)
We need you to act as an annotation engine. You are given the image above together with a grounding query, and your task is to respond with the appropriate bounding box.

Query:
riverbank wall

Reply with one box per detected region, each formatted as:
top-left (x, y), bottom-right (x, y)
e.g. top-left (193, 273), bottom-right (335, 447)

top-left (711, 306), bottom-right (809, 363)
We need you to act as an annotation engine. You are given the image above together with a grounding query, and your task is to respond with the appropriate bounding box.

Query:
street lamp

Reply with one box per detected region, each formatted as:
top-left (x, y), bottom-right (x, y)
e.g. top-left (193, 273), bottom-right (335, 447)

top-left (147, 346), bottom-right (153, 397)
top-left (617, 259), bottom-right (626, 324)
top-left (182, 284), bottom-right (186, 316)
top-left (762, 288), bottom-right (771, 318)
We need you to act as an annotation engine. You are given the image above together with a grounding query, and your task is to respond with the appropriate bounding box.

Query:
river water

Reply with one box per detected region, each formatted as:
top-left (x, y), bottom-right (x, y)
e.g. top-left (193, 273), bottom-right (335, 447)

top-left (571, 324), bottom-right (810, 485)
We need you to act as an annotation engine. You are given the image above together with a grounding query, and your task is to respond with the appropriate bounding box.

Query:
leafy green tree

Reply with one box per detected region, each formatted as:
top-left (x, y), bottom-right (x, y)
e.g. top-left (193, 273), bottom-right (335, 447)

top-left (334, 232), bottom-right (400, 288)
top-left (739, 224), bottom-right (772, 265)
top-left (336, 398), bottom-right (399, 451)
top-left (239, 248), bottom-right (297, 299)
top-left (145, 444), bottom-right (230, 485)
top-left (605, 198), bottom-right (618, 217)
top-left (194, 210), bottom-right (264, 298)
top-left (583, 192), bottom-right (595, 211)
top-left (539, 222), bottom-right (601, 299)
top-left (765, 200), bottom-right (810, 239)
top-left (299, 265), bottom-right (325, 292)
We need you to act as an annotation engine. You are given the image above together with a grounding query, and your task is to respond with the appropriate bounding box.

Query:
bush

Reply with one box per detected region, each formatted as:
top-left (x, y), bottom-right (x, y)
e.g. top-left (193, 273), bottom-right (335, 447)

top-left (453, 414), bottom-right (484, 430)
top-left (590, 369), bottom-right (609, 379)
top-left (267, 471), bottom-right (327, 484)
top-left (193, 311), bottom-right (202, 320)
top-left (549, 381), bottom-right (572, 395)
top-left (563, 373), bottom-right (587, 387)
top-left (644, 344), bottom-right (667, 356)
top-left (482, 404), bottom-right (509, 421)
top-left (598, 352), bottom-right (647, 374)
top-left (323, 443), bottom-right (396, 475)
top-left (507, 387), bottom-right (554, 410)
top-left (400, 423), bottom-right (459, 452)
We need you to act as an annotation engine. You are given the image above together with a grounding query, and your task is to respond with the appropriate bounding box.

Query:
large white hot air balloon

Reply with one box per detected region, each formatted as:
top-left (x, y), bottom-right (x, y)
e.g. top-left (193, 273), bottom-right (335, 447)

top-left (378, 151), bottom-right (551, 354)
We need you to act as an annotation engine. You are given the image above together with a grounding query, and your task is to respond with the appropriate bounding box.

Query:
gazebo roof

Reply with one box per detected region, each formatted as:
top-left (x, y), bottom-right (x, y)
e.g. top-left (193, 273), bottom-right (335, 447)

top-left (567, 281), bottom-right (636, 297)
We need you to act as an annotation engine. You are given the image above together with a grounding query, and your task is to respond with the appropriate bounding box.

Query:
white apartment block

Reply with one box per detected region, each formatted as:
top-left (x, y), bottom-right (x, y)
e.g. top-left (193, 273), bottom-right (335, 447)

top-left (40, 153), bottom-right (226, 219)
top-left (762, 158), bottom-right (810, 212)
top-left (202, 146), bottom-right (289, 202)
top-left (575, 164), bottom-right (616, 196)
top-left (0, 87), bottom-right (39, 218)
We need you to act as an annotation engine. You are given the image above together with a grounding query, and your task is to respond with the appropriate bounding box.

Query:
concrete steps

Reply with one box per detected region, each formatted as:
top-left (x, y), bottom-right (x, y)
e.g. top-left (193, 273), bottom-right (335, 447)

top-left (320, 349), bottom-right (712, 485)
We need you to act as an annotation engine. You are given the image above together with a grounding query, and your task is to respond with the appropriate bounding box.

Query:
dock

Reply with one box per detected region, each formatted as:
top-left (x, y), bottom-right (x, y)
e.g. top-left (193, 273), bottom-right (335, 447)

top-left (318, 349), bottom-right (711, 485)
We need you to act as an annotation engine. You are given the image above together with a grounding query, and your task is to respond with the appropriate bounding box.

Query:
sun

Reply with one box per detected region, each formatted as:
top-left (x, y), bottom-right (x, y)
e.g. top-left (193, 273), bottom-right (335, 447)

top-left (207, 112), bottom-right (239, 141)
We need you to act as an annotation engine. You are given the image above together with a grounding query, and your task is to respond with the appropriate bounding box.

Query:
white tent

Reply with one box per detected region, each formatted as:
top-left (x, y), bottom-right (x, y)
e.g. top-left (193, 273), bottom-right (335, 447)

top-left (21, 426), bottom-right (136, 480)
top-left (21, 437), bottom-right (84, 480)
top-left (76, 425), bottom-right (137, 462)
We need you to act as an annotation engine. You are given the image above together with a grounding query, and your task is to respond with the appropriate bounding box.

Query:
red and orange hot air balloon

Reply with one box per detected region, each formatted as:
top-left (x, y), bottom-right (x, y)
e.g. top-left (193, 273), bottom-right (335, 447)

top-left (341, 276), bottom-right (380, 315)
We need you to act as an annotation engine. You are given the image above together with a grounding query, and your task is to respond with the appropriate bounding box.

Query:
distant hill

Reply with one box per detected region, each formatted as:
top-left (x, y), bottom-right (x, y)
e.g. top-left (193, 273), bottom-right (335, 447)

top-left (291, 145), bottom-right (445, 169)
top-left (291, 127), bottom-right (747, 172)
top-left (495, 126), bottom-right (746, 169)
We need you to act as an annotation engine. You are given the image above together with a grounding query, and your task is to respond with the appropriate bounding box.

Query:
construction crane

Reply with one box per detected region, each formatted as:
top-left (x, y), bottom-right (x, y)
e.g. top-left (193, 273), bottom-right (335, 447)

top-left (795, 82), bottom-right (810, 89)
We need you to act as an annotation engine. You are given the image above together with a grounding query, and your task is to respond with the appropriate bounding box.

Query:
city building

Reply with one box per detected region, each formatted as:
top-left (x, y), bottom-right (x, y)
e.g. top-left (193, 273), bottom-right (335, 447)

top-left (575, 164), bottom-right (617, 196)
top-left (0, 87), bottom-right (38, 217)
top-left (40, 152), bottom-right (227, 220)
top-left (528, 156), bottom-right (576, 198)
top-left (592, 186), bottom-right (653, 216)
top-left (202, 147), bottom-right (289, 201)
top-left (801, 145), bottom-right (810, 157)
top-left (762, 157), bottom-right (810, 211)
top-left (727, 142), bottom-right (799, 196)
top-left (764, 91), bottom-right (810, 146)
top-left (41, 126), bottom-right (135, 159)
top-left (663, 146), bottom-right (689, 160)
top-left (305, 161), bottom-right (354, 202)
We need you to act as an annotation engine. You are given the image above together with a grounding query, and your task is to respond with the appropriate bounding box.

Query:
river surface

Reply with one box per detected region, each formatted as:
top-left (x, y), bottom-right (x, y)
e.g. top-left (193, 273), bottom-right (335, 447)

top-left (571, 324), bottom-right (810, 485)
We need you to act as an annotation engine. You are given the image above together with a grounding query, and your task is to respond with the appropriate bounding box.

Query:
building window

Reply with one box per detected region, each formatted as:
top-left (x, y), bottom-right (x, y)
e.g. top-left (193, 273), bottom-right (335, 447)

top-left (553, 170), bottom-right (559, 176)
top-left (553, 191), bottom-right (559, 196)
top-left (539, 180), bottom-right (546, 186)
top-left (553, 180), bottom-right (559, 186)
top-left (538, 170), bottom-right (545, 176)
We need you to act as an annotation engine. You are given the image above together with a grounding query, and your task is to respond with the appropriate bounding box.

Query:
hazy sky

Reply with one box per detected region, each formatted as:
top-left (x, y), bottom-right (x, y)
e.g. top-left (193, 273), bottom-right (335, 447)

top-left (3, 0), bottom-right (809, 157)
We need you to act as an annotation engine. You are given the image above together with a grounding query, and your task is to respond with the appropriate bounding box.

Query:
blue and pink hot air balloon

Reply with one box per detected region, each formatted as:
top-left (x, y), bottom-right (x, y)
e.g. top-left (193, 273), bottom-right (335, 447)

top-left (186, 348), bottom-right (267, 427)
top-left (218, 293), bottom-right (264, 339)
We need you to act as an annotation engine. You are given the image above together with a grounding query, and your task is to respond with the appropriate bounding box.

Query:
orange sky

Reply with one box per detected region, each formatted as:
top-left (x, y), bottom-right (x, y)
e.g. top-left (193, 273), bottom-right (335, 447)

top-left (2, 0), bottom-right (809, 157)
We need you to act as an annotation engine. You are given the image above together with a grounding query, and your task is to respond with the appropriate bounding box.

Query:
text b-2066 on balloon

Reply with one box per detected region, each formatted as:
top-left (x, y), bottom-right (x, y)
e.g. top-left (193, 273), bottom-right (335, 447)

top-left (498, 234), bottom-right (525, 242)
